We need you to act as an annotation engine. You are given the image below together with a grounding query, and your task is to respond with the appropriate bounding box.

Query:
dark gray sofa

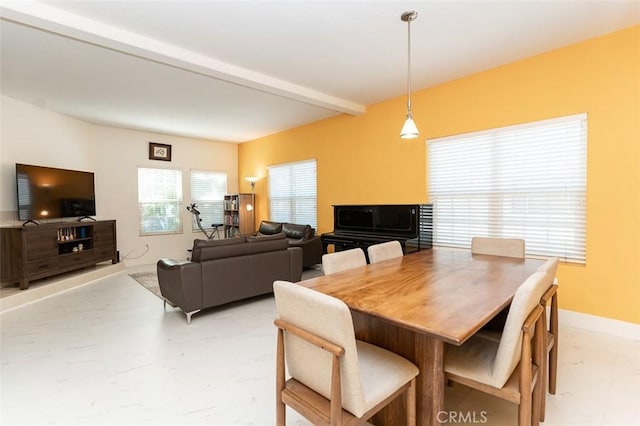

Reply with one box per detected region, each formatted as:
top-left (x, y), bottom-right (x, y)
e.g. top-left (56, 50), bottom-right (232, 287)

top-left (157, 233), bottom-right (302, 323)
top-left (255, 220), bottom-right (322, 268)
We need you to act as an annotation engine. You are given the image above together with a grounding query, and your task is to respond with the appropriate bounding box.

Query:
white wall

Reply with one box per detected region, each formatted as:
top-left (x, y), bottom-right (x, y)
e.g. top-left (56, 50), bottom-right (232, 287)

top-left (0, 97), bottom-right (95, 215)
top-left (1, 95), bottom-right (238, 266)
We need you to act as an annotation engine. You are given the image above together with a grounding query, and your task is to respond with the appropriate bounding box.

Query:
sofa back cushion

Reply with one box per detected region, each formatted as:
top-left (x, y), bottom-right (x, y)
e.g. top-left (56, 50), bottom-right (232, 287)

top-left (245, 232), bottom-right (289, 252)
top-left (191, 237), bottom-right (244, 262)
top-left (246, 232), bottom-right (286, 243)
top-left (283, 223), bottom-right (314, 240)
top-left (192, 233), bottom-right (289, 262)
top-left (258, 221), bottom-right (283, 235)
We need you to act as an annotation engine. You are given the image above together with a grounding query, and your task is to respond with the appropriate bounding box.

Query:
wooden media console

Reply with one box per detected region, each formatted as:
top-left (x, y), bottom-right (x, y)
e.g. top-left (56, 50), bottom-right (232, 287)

top-left (0, 220), bottom-right (117, 290)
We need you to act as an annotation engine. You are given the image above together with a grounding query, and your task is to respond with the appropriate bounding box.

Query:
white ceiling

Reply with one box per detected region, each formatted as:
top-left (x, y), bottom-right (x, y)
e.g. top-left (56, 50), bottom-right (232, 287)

top-left (1, 0), bottom-right (639, 143)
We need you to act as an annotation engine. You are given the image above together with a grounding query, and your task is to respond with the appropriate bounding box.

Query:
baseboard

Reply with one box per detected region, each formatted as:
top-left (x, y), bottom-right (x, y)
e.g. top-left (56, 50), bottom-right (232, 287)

top-left (0, 263), bottom-right (125, 313)
top-left (559, 308), bottom-right (640, 340)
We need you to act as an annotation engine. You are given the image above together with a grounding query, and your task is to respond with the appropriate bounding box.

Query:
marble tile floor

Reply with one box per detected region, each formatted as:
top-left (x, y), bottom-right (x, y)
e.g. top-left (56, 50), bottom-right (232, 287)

top-left (1, 266), bottom-right (638, 425)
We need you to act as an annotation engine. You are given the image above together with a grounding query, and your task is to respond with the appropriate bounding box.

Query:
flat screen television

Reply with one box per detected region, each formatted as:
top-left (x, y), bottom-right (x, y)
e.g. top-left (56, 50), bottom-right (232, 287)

top-left (16, 163), bottom-right (96, 221)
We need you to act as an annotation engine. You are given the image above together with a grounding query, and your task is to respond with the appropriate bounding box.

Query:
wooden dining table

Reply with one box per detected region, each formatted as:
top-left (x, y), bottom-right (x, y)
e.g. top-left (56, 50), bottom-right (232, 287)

top-left (300, 247), bottom-right (544, 426)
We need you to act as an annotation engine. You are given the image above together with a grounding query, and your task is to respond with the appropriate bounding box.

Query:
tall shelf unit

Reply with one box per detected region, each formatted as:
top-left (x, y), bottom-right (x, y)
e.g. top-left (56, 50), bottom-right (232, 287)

top-left (223, 193), bottom-right (255, 238)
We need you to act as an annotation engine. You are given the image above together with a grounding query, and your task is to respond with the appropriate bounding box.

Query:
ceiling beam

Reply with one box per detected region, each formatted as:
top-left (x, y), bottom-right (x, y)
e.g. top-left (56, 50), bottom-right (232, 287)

top-left (0, 2), bottom-right (366, 115)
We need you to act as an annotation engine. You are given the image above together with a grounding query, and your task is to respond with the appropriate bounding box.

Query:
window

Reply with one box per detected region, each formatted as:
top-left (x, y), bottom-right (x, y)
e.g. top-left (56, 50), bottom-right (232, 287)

top-left (428, 113), bottom-right (587, 263)
top-left (138, 167), bottom-right (182, 235)
top-left (268, 159), bottom-right (317, 228)
top-left (190, 170), bottom-right (227, 232)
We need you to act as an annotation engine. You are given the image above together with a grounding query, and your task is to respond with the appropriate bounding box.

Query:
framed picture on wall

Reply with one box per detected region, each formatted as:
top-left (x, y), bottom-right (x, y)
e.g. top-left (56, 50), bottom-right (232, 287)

top-left (149, 142), bottom-right (172, 161)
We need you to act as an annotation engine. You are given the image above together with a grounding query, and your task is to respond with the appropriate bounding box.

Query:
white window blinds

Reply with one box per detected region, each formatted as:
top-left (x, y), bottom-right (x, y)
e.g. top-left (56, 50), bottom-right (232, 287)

top-left (268, 159), bottom-right (317, 228)
top-left (190, 170), bottom-right (227, 232)
top-left (428, 113), bottom-right (587, 263)
top-left (138, 167), bottom-right (183, 235)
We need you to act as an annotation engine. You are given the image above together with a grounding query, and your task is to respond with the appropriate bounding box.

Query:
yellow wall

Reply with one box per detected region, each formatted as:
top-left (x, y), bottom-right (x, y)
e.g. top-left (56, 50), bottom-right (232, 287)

top-left (239, 26), bottom-right (640, 324)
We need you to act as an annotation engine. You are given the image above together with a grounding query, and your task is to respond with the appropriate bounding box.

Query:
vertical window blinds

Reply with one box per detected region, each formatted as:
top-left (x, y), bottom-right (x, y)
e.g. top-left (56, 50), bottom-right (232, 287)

top-left (190, 170), bottom-right (227, 232)
top-left (268, 159), bottom-right (317, 228)
top-left (428, 113), bottom-right (587, 263)
top-left (138, 167), bottom-right (183, 235)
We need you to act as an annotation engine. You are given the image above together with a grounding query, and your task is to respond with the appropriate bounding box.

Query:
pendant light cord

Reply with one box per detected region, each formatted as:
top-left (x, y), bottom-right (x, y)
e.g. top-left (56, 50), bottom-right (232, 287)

top-left (400, 10), bottom-right (419, 138)
top-left (406, 17), bottom-right (412, 115)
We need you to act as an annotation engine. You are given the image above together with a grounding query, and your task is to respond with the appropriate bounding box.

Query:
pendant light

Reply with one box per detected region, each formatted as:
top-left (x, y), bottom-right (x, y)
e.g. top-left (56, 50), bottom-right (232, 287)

top-left (400, 10), bottom-right (419, 139)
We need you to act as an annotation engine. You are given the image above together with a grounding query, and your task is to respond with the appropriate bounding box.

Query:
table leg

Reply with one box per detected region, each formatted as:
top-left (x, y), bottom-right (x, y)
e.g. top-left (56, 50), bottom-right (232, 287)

top-left (415, 334), bottom-right (445, 426)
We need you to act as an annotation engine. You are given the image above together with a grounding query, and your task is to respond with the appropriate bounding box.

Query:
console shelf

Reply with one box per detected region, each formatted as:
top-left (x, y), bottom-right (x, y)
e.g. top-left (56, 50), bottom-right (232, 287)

top-left (0, 220), bottom-right (117, 290)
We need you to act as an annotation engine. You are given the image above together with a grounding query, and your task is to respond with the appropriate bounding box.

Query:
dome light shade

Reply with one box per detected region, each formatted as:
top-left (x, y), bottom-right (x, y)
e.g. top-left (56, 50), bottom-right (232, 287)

top-left (400, 114), bottom-right (419, 139)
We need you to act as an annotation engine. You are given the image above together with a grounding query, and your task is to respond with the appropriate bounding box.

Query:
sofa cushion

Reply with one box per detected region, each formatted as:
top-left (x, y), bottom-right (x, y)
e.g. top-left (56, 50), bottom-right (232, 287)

top-left (246, 232), bottom-right (287, 243)
top-left (258, 221), bottom-right (283, 235)
top-left (245, 232), bottom-right (289, 252)
top-left (193, 234), bottom-right (289, 262)
top-left (191, 237), bottom-right (244, 262)
top-left (283, 223), bottom-right (314, 240)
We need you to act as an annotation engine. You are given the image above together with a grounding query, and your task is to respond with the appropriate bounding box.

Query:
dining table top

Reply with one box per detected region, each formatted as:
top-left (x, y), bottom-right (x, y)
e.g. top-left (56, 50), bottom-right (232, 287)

top-left (301, 247), bottom-right (544, 345)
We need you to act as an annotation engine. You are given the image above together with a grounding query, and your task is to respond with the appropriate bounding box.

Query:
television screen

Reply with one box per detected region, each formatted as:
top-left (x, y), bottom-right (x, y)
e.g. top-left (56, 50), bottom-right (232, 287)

top-left (16, 163), bottom-right (96, 221)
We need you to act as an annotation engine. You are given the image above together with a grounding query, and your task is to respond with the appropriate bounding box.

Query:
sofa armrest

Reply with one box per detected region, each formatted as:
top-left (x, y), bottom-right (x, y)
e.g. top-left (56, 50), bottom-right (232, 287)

top-left (157, 258), bottom-right (202, 313)
top-left (287, 247), bottom-right (303, 282)
top-left (288, 235), bottom-right (323, 268)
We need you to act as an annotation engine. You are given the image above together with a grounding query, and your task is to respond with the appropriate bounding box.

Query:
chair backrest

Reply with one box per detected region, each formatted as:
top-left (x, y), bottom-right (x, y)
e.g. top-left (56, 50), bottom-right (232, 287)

top-left (471, 237), bottom-right (525, 259)
top-left (537, 257), bottom-right (559, 283)
top-left (273, 280), bottom-right (367, 416)
top-left (367, 240), bottom-right (403, 264)
top-left (322, 248), bottom-right (367, 275)
top-left (490, 270), bottom-right (554, 387)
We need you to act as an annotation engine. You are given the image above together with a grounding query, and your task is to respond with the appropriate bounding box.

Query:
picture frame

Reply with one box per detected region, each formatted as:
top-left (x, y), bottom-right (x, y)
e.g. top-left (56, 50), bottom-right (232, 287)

top-left (149, 142), bottom-right (172, 161)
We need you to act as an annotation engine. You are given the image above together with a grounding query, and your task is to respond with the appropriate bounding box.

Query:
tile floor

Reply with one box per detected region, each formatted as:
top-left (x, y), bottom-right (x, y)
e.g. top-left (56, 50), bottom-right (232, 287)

top-left (1, 266), bottom-right (638, 425)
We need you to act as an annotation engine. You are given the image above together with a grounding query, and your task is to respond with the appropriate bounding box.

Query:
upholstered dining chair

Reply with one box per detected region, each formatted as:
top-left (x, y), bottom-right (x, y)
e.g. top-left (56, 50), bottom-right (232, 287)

top-left (322, 248), bottom-right (367, 275)
top-left (444, 271), bottom-right (552, 426)
top-left (471, 236), bottom-right (526, 258)
top-left (473, 237), bottom-right (526, 335)
top-left (367, 240), bottom-right (403, 264)
top-left (536, 257), bottom-right (559, 421)
top-left (273, 280), bottom-right (419, 425)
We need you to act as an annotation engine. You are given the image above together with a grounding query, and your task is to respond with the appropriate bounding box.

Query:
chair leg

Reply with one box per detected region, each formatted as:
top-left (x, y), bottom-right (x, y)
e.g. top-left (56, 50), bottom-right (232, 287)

top-left (549, 344), bottom-right (558, 394)
top-left (275, 329), bottom-right (286, 426)
top-left (519, 311), bottom-right (538, 426)
top-left (519, 396), bottom-right (532, 426)
top-left (540, 315), bottom-right (548, 422)
top-left (532, 376), bottom-right (542, 426)
top-left (549, 292), bottom-right (559, 394)
top-left (276, 393), bottom-right (285, 426)
top-left (540, 367), bottom-right (547, 421)
top-left (406, 378), bottom-right (416, 426)
top-left (330, 353), bottom-right (342, 425)
top-left (519, 366), bottom-right (532, 424)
